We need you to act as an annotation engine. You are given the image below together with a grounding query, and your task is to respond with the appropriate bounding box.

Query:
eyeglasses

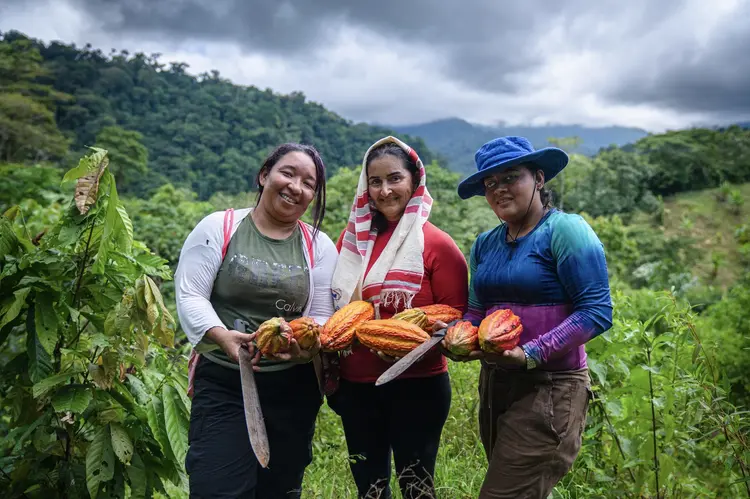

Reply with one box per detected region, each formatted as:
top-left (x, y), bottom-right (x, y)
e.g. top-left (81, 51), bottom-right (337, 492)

top-left (483, 171), bottom-right (522, 191)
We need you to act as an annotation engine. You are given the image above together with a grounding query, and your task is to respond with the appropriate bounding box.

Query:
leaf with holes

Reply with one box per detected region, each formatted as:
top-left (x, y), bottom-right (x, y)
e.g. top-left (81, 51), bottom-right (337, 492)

top-left (110, 423), bottom-right (134, 465)
top-left (34, 292), bottom-right (58, 355)
top-left (86, 425), bottom-right (115, 499)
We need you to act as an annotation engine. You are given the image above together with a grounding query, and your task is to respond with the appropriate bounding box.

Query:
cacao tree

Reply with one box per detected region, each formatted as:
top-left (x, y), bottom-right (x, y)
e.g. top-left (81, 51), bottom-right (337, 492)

top-left (0, 148), bottom-right (190, 498)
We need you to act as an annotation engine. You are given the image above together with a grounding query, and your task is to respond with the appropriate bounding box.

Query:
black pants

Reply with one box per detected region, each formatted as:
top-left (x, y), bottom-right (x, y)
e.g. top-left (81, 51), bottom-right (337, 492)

top-left (328, 373), bottom-right (452, 499)
top-left (186, 358), bottom-right (322, 498)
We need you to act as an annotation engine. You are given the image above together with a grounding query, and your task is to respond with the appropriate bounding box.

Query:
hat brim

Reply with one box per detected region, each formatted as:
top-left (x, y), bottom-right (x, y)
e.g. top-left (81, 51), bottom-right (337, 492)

top-left (457, 147), bottom-right (569, 200)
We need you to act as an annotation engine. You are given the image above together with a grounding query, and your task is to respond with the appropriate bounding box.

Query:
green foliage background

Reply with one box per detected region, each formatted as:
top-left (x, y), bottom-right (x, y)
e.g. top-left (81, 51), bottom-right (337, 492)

top-left (1, 29), bottom-right (750, 498)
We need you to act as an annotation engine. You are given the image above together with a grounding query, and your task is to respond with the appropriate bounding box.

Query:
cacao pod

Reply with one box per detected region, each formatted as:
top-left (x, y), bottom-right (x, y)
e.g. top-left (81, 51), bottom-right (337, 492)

top-left (417, 304), bottom-right (462, 327)
top-left (391, 308), bottom-right (430, 331)
top-left (355, 319), bottom-right (430, 358)
top-left (289, 317), bottom-right (321, 350)
top-left (256, 317), bottom-right (293, 357)
top-left (478, 309), bottom-right (523, 353)
top-left (444, 320), bottom-right (479, 356)
top-left (321, 300), bottom-right (374, 352)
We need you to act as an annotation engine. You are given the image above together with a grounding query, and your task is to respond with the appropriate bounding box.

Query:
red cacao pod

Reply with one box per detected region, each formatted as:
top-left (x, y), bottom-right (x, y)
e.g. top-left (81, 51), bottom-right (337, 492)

top-left (478, 309), bottom-right (523, 353)
top-left (444, 320), bottom-right (479, 356)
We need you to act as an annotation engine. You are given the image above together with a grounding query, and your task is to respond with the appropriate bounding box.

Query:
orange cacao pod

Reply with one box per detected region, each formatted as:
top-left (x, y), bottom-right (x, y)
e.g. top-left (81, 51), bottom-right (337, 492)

top-left (321, 300), bottom-right (374, 352)
top-left (355, 319), bottom-right (430, 358)
top-left (417, 304), bottom-right (462, 327)
top-left (391, 308), bottom-right (430, 331)
top-left (478, 309), bottom-right (523, 353)
top-left (289, 317), bottom-right (321, 350)
top-left (444, 320), bottom-right (479, 356)
top-left (256, 317), bottom-right (293, 357)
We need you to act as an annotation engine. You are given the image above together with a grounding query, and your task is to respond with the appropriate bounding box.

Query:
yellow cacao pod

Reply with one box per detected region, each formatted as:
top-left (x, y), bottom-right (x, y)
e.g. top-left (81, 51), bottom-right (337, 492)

top-left (321, 300), bottom-right (374, 352)
top-left (256, 317), bottom-right (293, 357)
top-left (355, 319), bottom-right (430, 358)
top-left (392, 308), bottom-right (430, 331)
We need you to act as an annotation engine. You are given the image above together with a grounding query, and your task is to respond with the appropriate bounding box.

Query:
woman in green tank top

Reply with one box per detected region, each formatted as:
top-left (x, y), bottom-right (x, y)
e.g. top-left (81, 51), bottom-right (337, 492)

top-left (175, 143), bottom-right (339, 498)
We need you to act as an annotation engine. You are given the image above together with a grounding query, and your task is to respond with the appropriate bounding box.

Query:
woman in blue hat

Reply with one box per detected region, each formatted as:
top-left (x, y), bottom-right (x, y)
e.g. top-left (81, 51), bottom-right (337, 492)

top-left (448, 136), bottom-right (613, 498)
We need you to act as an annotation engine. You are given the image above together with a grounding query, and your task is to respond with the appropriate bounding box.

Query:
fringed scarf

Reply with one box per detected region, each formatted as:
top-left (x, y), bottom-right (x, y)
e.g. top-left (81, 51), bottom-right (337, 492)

top-left (331, 136), bottom-right (433, 318)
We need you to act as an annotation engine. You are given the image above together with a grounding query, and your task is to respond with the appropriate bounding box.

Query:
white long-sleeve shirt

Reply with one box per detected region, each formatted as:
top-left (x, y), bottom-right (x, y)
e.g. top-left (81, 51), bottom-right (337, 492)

top-left (174, 208), bottom-right (337, 357)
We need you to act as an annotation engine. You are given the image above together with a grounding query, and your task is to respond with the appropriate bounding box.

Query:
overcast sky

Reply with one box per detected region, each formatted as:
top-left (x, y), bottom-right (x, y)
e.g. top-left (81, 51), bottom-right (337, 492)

top-left (2, 0), bottom-right (749, 132)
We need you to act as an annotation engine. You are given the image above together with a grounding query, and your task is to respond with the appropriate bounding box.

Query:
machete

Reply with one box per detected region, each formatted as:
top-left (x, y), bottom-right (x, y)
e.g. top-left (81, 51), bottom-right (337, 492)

top-left (375, 320), bottom-right (459, 386)
top-left (234, 319), bottom-right (270, 468)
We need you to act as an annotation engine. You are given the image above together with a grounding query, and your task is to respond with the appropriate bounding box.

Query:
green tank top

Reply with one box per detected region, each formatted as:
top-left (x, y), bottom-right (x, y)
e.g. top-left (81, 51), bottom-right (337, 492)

top-left (203, 213), bottom-right (310, 370)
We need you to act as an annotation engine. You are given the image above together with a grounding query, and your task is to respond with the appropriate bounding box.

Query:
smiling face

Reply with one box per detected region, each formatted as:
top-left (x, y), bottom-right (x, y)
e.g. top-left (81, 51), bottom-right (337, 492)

top-left (367, 154), bottom-right (416, 222)
top-left (482, 165), bottom-right (544, 223)
top-left (258, 151), bottom-right (317, 223)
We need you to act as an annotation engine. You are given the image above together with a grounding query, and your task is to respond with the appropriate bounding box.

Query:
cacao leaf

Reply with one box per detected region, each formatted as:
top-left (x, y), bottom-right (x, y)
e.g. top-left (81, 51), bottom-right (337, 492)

top-left (34, 292), bottom-right (58, 355)
top-left (3, 205), bottom-right (20, 221)
top-left (26, 303), bottom-right (53, 384)
top-left (0, 287), bottom-right (30, 330)
top-left (125, 374), bottom-right (150, 406)
top-left (74, 152), bottom-right (109, 215)
top-left (110, 380), bottom-right (148, 422)
top-left (126, 452), bottom-right (147, 499)
top-left (89, 363), bottom-right (114, 390)
top-left (114, 203), bottom-right (133, 253)
top-left (62, 147), bottom-right (107, 183)
top-left (110, 423), bottom-right (134, 464)
top-left (86, 424), bottom-right (115, 499)
top-left (134, 253), bottom-right (170, 278)
top-left (51, 384), bottom-right (92, 414)
top-left (161, 383), bottom-right (189, 466)
top-left (146, 394), bottom-right (176, 462)
top-left (0, 216), bottom-right (20, 261)
top-left (32, 369), bottom-right (83, 398)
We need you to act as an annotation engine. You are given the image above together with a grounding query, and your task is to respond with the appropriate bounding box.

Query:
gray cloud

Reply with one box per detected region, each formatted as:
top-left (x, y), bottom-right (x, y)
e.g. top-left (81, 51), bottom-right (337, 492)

top-left (605, 4), bottom-right (750, 117)
top-left (3, 0), bottom-right (750, 128)
top-left (57, 0), bottom-right (687, 93)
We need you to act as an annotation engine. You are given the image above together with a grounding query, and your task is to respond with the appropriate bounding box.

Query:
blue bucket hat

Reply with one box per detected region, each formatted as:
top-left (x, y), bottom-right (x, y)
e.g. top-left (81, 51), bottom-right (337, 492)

top-left (457, 136), bottom-right (569, 199)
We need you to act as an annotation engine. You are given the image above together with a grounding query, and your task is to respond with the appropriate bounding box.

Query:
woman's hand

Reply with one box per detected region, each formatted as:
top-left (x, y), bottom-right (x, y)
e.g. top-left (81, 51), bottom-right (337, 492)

top-left (206, 326), bottom-right (258, 365)
top-left (370, 349), bottom-right (401, 364)
top-left (267, 337), bottom-right (321, 364)
top-left (438, 340), bottom-right (483, 362)
top-left (483, 346), bottom-right (526, 367)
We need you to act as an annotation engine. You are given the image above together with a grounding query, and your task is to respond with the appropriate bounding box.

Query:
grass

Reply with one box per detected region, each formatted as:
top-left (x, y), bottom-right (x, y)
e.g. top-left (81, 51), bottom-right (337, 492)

top-left (301, 361), bottom-right (487, 498)
top-left (632, 182), bottom-right (750, 289)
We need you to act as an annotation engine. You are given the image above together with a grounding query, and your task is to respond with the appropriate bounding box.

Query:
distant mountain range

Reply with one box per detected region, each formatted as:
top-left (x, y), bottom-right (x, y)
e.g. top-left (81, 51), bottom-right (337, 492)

top-left (393, 118), bottom-right (650, 175)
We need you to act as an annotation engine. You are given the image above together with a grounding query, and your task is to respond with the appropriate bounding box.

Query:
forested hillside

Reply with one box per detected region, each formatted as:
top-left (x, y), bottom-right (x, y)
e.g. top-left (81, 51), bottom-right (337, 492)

top-left (395, 117), bottom-right (649, 174)
top-left (0, 30), bottom-right (434, 199)
top-left (2, 28), bottom-right (750, 498)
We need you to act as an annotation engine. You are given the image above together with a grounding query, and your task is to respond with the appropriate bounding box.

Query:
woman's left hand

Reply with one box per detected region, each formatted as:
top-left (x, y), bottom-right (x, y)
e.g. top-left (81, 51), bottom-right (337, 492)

top-left (268, 337), bottom-right (321, 364)
top-left (484, 346), bottom-right (526, 367)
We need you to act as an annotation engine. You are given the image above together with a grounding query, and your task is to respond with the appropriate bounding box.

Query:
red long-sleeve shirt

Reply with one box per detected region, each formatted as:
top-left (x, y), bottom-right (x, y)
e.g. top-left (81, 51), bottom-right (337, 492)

top-left (335, 220), bottom-right (469, 382)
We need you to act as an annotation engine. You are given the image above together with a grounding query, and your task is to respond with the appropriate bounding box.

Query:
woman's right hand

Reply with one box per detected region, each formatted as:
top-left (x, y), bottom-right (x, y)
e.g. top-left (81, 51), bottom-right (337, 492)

top-left (206, 326), bottom-right (258, 366)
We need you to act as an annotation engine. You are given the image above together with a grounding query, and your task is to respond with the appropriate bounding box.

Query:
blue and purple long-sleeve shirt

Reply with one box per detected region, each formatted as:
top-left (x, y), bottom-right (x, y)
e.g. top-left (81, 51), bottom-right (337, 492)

top-left (464, 209), bottom-right (613, 371)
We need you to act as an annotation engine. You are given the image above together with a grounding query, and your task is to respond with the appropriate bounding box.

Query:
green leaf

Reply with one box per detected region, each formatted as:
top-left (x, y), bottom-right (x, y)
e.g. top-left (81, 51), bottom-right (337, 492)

top-left (32, 369), bottom-right (83, 398)
top-left (0, 216), bottom-right (20, 261)
top-left (26, 302), bottom-right (53, 384)
top-left (161, 383), bottom-right (189, 466)
top-left (110, 423), bottom-right (134, 464)
top-left (0, 287), bottom-right (30, 329)
top-left (126, 452), bottom-right (147, 499)
top-left (34, 292), bottom-right (58, 355)
top-left (146, 393), bottom-right (175, 462)
top-left (125, 375), bottom-right (150, 405)
top-left (115, 203), bottom-right (133, 253)
top-left (62, 147), bottom-right (108, 184)
top-left (51, 384), bottom-right (93, 413)
top-left (86, 424), bottom-right (115, 499)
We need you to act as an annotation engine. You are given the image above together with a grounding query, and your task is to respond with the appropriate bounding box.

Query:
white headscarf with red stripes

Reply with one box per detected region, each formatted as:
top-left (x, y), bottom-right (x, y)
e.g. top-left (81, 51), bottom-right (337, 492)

top-left (331, 136), bottom-right (433, 318)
